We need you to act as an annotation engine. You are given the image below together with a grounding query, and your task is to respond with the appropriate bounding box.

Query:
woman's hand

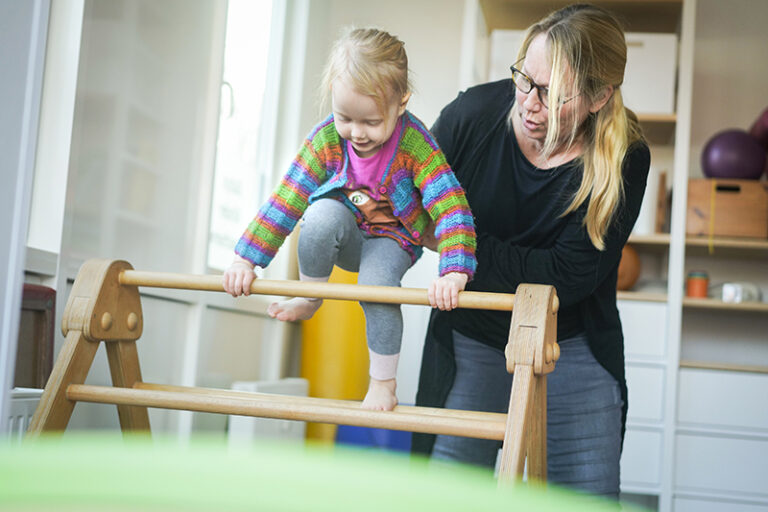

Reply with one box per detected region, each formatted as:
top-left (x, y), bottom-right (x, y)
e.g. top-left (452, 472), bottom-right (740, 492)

top-left (428, 272), bottom-right (469, 311)
top-left (223, 256), bottom-right (256, 297)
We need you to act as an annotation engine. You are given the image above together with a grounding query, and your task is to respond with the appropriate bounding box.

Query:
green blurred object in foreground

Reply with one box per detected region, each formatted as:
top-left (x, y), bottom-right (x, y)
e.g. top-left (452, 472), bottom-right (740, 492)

top-left (0, 435), bottom-right (643, 511)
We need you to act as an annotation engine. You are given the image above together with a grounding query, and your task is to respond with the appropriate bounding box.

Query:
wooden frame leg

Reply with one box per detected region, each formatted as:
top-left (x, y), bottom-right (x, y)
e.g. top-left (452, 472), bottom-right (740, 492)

top-left (497, 283), bottom-right (558, 484)
top-left (526, 375), bottom-right (547, 482)
top-left (106, 340), bottom-right (150, 432)
top-left (26, 330), bottom-right (100, 437)
top-left (497, 365), bottom-right (535, 482)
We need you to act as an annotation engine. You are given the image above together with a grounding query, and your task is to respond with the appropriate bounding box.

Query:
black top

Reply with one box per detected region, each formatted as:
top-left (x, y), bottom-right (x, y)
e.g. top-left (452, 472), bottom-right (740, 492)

top-left (413, 79), bottom-right (650, 451)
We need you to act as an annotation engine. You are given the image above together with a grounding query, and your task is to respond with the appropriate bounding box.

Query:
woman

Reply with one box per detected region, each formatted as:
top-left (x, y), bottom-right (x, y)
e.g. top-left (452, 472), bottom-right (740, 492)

top-left (415, 4), bottom-right (650, 498)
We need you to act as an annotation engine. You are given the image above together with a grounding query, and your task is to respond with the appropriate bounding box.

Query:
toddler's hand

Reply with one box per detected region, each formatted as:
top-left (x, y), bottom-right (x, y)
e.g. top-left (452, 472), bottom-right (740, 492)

top-left (223, 257), bottom-right (256, 297)
top-left (428, 272), bottom-right (469, 311)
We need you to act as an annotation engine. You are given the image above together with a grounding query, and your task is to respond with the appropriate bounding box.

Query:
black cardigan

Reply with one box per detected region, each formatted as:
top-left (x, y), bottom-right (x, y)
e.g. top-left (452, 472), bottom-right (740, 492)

top-left (413, 79), bottom-right (650, 454)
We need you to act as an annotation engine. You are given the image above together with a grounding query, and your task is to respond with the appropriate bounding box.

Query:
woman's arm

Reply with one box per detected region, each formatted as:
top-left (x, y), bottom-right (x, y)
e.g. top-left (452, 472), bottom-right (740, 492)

top-left (234, 120), bottom-right (337, 268)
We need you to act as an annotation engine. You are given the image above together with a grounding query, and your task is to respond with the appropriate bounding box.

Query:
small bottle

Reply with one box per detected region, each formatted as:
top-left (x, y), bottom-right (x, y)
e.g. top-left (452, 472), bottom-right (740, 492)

top-left (686, 271), bottom-right (709, 298)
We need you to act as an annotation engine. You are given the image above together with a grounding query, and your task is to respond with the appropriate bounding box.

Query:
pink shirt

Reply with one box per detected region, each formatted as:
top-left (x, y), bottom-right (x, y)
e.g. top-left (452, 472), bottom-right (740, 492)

top-left (344, 117), bottom-right (403, 200)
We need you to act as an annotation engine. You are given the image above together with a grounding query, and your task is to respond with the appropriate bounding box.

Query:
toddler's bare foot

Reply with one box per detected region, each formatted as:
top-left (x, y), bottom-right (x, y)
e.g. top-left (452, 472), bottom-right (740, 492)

top-left (361, 378), bottom-right (397, 411)
top-left (267, 298), bottom-right (322, 322)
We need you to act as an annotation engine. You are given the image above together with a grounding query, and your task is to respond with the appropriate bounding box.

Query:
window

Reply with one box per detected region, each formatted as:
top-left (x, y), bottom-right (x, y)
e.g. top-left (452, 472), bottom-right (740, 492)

top-left (207, 0), bottom-right (275, 271)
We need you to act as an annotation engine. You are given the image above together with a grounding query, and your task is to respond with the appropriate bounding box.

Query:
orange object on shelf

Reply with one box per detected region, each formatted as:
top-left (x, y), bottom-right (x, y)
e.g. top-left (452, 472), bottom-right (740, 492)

top-left (686, 271), bottom-right (709, 298)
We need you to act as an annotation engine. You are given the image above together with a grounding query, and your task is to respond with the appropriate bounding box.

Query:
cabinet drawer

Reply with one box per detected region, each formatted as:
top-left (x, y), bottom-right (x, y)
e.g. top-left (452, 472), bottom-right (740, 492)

top-left (675, 433), bottom-right (768, 498)
top-left (620, 428), bottom-right (663, 488)
top-left (626, 364), bottom-right (665, 423)
top-left (678, 368), bottom-right (768, 431)
top-left (618, 300), bottom-right (667, 359)
top-left (674, 497), bottom-right (768, 512)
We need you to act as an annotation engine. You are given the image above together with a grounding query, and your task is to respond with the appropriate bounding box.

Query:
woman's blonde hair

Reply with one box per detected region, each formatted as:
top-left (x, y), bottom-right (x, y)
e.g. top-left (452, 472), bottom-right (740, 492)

top-left (321, 27), bottom-right (411, 115)
top-left (515, 4), bottom-right (645, 250)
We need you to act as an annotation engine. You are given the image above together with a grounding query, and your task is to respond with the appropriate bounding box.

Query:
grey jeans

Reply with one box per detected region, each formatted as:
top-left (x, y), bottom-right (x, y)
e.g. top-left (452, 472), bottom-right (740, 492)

top-left (431, 329), bottom-right (624, 498)
top-left (298, 198), bottom-right (412, 358)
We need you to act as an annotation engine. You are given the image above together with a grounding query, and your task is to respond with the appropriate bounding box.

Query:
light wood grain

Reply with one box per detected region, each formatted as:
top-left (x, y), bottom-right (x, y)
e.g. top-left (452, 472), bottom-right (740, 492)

top-left (135, 382), bottom-right (507, 423)
top-left (497, 283), bottom-right (558, 484)
top-left (498, 365), bottom-right (535, 481)
top-left (106, 340), bottom-right (150, 432)
top-left (119, 270), bottom-right (519, 312)
top-left (682, 297), bottom-right (768, 313)
top-left (478, 0), bottom-right (683, 33)
top-left (526, 377), bottom-right (547, 482)
top-left (679, 360), bottom-right (768, 375)
top-left (66, 384), bottom-right (507, 440)
top-left (30, 259), bottom-right (561, 486)
top-left (26, 330), bottom-right (100, 436)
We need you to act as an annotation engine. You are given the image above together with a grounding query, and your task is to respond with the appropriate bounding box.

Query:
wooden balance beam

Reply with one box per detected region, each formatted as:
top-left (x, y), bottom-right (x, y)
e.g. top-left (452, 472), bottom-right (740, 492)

top-left (27, 259), bottom-right (560, 484)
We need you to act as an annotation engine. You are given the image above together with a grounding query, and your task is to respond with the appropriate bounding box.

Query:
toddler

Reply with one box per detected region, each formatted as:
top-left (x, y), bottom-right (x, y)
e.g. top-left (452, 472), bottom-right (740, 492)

top-left (223, 28), bottom-right (476, 411)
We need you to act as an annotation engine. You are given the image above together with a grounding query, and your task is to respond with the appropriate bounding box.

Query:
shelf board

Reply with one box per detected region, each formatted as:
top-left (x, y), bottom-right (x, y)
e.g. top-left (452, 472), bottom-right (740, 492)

top-left (628, 233), bottom-right (671, 246)
top-left (686, 235), bottom-right (768, 250)
top-left (680, 360), bottom-right (768, 375)
top-left (637, 113), bottom-right (677, 123)
top-left (479, 0), bottom-right (683, 33)
top-left (682, 297), bottom-right (768, 313)
top-left (628, 234), bottom-right (768, 258)
top-left (617, 291), bottom-right (667, 302)
top-left (638, 113), bottom-right (676, 145)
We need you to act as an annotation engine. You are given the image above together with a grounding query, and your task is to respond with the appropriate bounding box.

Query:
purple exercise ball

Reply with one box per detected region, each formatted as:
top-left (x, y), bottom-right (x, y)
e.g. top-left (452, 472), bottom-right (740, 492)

top-left (701, 129), bottom-right (767, 180)
top-left (749, 107), bottom-right (768, 150)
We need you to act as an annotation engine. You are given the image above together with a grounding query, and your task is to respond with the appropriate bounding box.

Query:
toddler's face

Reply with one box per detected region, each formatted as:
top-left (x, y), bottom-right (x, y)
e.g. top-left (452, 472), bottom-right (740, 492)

top-left (331, 78), bottom-right (408, 158)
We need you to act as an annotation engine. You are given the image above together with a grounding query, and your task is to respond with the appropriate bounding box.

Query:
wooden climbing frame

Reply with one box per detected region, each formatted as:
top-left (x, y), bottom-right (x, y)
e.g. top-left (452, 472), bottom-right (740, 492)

top-left (27, 259), bottom-right (559, 484)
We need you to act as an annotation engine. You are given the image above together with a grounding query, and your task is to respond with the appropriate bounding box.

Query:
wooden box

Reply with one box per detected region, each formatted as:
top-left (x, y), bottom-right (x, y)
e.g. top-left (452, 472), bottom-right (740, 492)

top-left (686, 179), bottom-right (768, 239)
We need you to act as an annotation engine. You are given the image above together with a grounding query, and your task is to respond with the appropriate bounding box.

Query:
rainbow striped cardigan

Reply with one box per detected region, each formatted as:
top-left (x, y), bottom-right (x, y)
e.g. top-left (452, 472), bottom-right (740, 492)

top-left (235, 111), bottom-right (477, 278)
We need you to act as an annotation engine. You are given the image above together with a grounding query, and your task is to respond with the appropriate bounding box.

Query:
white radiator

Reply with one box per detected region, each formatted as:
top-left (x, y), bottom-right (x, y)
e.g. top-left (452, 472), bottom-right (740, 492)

top-left (6, 388), bottom-right (43, 442)
top-left (227, 378), bottom-right (308, 447)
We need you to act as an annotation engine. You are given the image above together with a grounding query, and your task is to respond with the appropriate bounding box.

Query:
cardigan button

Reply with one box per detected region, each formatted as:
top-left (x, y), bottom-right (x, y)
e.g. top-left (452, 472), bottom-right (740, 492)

top-left (413, 231), bottom-right (420, 238)
top-left (378, 186), bottom-right (387, 194)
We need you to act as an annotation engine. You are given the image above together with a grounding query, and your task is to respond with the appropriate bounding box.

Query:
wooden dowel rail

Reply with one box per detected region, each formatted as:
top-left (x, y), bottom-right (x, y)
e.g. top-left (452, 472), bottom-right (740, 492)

top-left (118, 270), bottom-right (548, 313)
top-left (28, 259), bottom-right (560, 484)
top-left (66, 384), bottom-right (507, 440)
top-left (135, 383), bottom-right (507, 423)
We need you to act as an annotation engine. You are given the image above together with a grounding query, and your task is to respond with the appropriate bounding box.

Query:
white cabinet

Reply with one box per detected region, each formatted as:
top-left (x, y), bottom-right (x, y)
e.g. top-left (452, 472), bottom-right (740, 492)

top-left (678, 369), bottom-right (768, 431)
top-left (621, 428), bottom-right (664, 489)
top-left (674, 498), bottom-right (768, 512)
top-left (620, 300), bottom-right (668, 360)
top-left (675, 369), bottom-right (768, 502)
top-left (626, 365), bottom-right (666, 423)
top-left (675, 434), bottom-right (768, 499)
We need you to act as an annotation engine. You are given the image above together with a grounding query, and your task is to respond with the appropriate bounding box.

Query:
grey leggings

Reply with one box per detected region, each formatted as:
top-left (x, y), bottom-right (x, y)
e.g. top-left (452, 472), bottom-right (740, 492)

top-left (298, 198), bottom-right (412, 363)
top-left (431, 330), bottom-right (624, 498)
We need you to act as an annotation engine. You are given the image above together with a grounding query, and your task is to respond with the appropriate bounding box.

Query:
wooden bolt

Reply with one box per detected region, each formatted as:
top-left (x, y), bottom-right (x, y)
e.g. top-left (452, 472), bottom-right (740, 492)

top-left (545, 345), bottom-right (553, 364)
top-left (553, 342), bottom-right (560, 362)
top-left (127, 312), bottom-right (139, 331)
top-left (100, 312), bottom-right (113, 331)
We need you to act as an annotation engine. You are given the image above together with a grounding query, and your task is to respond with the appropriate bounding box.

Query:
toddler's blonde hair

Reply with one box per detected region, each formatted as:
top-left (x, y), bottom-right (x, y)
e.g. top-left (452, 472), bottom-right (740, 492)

top-left (321, 27), bottom-right (411, 114)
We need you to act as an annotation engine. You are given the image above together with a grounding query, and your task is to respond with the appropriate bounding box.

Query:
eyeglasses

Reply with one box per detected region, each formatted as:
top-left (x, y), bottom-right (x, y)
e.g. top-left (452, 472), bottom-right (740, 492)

top-left (509, 65), bottom-right (579, 108)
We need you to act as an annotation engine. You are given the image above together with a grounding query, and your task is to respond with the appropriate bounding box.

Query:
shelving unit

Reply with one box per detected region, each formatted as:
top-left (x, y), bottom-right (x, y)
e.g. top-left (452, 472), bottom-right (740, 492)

top-left (474, 1), bottom-right (768, 510)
